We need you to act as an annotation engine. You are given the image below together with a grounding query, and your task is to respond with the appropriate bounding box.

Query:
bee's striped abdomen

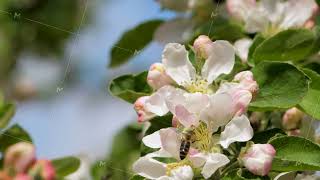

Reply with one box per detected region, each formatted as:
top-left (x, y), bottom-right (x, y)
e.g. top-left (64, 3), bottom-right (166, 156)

top-left (180, 139), bottom-right (191, 160)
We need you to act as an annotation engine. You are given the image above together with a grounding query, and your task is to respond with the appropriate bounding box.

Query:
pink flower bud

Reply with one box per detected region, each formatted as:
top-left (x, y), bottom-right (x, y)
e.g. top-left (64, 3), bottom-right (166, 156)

top-left (0, 171), bottom-right (11, 180)
top-left (234, 71), bottom-right (259, 96)
top-left (147, 63), bottom-right (173, 90)
top-left (134, 96), bottom-right (156, 123)
top-left (241, 144), bottom-right (276, 176)
top-left (14, 174), bottom-right (32, 180)
top-left (4, 142), bottom-right (36, 174)
top-left (282, 108), bottom-right (303, 130)
top-left (29, 160), bottom-right (55, 180)
top-left (287, 129), bottom-right (301, 136)
top-left (193, 35), bottom-right (213, 59)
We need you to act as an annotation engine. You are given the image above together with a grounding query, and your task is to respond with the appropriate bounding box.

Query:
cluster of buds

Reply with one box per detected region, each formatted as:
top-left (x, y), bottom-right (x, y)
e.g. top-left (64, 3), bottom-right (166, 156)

top-left (282, 107), bottom-right (304, 136)
top-left (0, 142), bottom-right (55, 180)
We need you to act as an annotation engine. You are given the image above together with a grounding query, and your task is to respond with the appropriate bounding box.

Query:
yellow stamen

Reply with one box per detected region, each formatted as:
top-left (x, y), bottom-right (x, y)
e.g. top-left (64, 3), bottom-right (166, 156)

top-left (185, 78), bottom-right (212, 94)
top-left (193, 123), bottom-right (212, 152)
top-left (166, 159), bottom-right (191, 176)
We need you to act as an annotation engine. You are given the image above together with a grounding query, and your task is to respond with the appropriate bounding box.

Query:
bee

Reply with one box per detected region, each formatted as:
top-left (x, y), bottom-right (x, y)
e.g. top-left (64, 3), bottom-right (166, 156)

top-left (179, 128), bottom-right (194, 160)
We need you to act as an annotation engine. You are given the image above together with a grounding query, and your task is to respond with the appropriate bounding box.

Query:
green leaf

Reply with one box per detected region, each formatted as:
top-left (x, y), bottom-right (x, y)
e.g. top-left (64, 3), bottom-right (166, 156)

top-left (250, 61), bottom-right (309, 111)
top-left (0, 103), bottom-right (15, 129)
top-left (223, 169), bottom-right (270, 180)
top-left (247, 34), bottom-right (265, 67)
top-left (251, 128), bottom-right (285, 144)
top-left (253, 29), bottom-right (315, 63)
top-left (130, 175), bottom-right (146, 180)
top-left (298, 69), bottom-right (320, 120)
top-left (52, 156), bottom-right (81, 177)
top-left (194, 17), bottom-right (245, 42)
top-left (109, 20), bottom-right (164, 67)
top-left (0, 124), bottom-right (32, 152)
top-left (270, 136), bottom-right (320, 171)
top-left (109, 71), bottom-right (152, 103)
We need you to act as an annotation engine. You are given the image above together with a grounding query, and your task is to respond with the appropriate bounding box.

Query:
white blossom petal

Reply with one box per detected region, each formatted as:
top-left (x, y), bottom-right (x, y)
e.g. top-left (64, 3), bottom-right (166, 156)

top-left (154, 18), bottom-right (194, 44)
top-left (170, 166), bottom-right (194, 180)
top-left (245, 9), bottom-right (269, 33)
top-left (175, 105), bottom-right (198, 128)
top-left (159, 128), bottom-right (181, 160)
top-left (220, 115), bottom-right (253, 148)
top-left (234, 38), bottom-right (253, 63)
top-left (226, 0), bottom-right (256, 21)
top-left (133, 156), bottom-right (167, 179)
top-left (200, 92), bottom-right (234, 132)
top-left (145, 86), bottom-right (175, 116)
top-left (201, 40), bottom-right (235, 84)
top-left (162, 43), bottom-right (196, 86)
top-left (279, 0), bottom-right (315, 29)
top-left (142, 131), bottom-right (161, 149)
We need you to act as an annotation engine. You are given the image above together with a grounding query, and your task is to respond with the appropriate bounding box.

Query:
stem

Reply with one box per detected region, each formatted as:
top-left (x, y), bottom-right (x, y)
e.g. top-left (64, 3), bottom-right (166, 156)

top-left (221, 161), bottom-right (240, 176)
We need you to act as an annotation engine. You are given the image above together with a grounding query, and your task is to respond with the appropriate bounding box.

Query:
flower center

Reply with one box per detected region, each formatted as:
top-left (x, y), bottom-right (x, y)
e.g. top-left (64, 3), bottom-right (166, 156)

top-left (193, 123), bottom-right (212, 152)
top-left (185, 78), bottom-right (212, 94)
top-left (166, 159), bottom-right (191, 176)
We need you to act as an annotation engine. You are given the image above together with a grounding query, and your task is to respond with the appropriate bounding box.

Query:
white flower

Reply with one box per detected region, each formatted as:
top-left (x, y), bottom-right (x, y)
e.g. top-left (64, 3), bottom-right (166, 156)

top-left (241, 144), bottom-right (276, 176)
top-left (234, 38), bottom-right (253, 63)
top-left (147, 63), bottom-right (174, 90)
top-left (227, 0), bottom-right (317, 35)
top-left (134, 127), bottom-right (231, 179)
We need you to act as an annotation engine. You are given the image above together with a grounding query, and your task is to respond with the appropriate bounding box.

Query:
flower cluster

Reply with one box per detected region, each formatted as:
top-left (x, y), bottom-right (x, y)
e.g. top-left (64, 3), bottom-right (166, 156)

top-left (0, 142), bottom-right (55, 180)
top-left (132, 35), bottom-right (275, 179)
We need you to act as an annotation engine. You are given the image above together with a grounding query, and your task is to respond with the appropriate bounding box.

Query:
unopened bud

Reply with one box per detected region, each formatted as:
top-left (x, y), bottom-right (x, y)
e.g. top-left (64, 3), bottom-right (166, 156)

top-left (241, 144), bottom-right (276, 176)
top-left (29, 160), bottom-right (55, 180)
top-left (4, 142), bottom-right (35, 174)
top-left (282, 108), bottom-right (303, 130)
top-left (134, 96), bottom-right (156, 123)
top-left (147, 63), bottom-right (173, 90)
top-left (193, 35), bottom-right (213, 59)
top-left (234, 71), bottom-right (259, 96)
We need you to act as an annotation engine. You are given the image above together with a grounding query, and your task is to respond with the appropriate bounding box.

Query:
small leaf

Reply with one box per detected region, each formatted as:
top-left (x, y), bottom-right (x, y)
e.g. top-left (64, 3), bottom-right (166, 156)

top-left (0, 124), bottom-right (32, 152)
top-left (253, 29), bottom-right (315, 63)
top-left (52, 156), bottom-right (81, 177)
top-left (0, 103), bottom-right (15, 129)
top-left (109, 20), bottom-right (164, 67)
top-left (109, 71), bottom-right (152, 103)
top-left (298, 69), bottom-right (320, 120)
top-left (250, 61), bottom-right (309, 111)
top-left (247, 34), bottom-right (265, 67)
top-left (269, 136), bottom-right (320, 171)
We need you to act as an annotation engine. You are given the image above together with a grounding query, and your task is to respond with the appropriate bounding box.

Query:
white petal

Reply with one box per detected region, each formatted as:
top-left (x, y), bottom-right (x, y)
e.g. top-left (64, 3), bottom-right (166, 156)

top-left (154, 18), bottom-right (193, 44)
top-left (245, 9), bottom-right (269, 33)
top-left (280, 0), bottom-right (315, 29)
top-left (133, 156), bottom-right (167, 179)
top-left (175, 105), bottom-right (198, 128)
top-left (201, 41), bottom-right (235, 83)
top-left (162, 43), bottom-right (196, 86)
top-left (260, 0), bottom-right (287, 24)
top-left (226, 0), bottom-right (256, 21)
top-left (201, 153), bottom-right (230, 179)
top-left (234, 38), bottom-right (253, 63)
top-left (189, 152), bottom-right (207, 168)
top-left (170, 166), bottom-right (194, 180)
top-left (160, 128), bottom-right (181, 160)
top-left (145, 86), bottom-right (174, 116)
top-left (200, 92), bottom-right (234, 132)
top-left (220, 115), bottom-right (253, 148)
top-left (142, 131), bottom-right (161, 149)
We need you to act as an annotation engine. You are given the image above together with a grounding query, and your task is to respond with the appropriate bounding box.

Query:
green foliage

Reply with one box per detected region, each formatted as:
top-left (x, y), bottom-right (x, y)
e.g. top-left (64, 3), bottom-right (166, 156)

top-left (248, 34), bottom-right (265, 67)
top-left (269, 136), bottom-right (320, 171)
top-left (52, 156), bottom-right (81, 178)
top-left (250, 61), bottom-right (309, 111)
top-left (298, 69), bottom-right (320, 120)
top-left (0, 124), bottom-right (32, 152)
top-left (223, 169), bottom-right (270, 180)
top-left (0, 103), bottom-right (15, 129)
top-left (252, 29), bottom-right (316, 63)
top-left (194, 17), bottom-right (245, 42)
top-left (109, 20), bottom-right (164, 67)
top-left (109, 71), bottom-right (152, 103)
top-left (91, 124), bottom-right (143, 180)
top-left (251, 128), bottom-right (285, 144)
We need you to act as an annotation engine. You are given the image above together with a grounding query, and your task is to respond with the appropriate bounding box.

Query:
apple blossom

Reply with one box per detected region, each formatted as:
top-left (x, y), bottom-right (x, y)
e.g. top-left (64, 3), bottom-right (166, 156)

top-left (241, 144), bottom-right (276, 176)
top-left (29, 160), bottom-right (55, 180)
top-left (227, 0), bottom-right (317, 36)
top-left (4, 142), bottom-right (35, 174)
top-left (234, 71), bottom-right (259, 96)
top-left (147, 63), bottom-right (174, 90)
top-left (14, 174), bottom-right (32, 180)
top-left (234, 38), bottom-right (253, 63)
top-left (282, 107), bottom-right (304, 130)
